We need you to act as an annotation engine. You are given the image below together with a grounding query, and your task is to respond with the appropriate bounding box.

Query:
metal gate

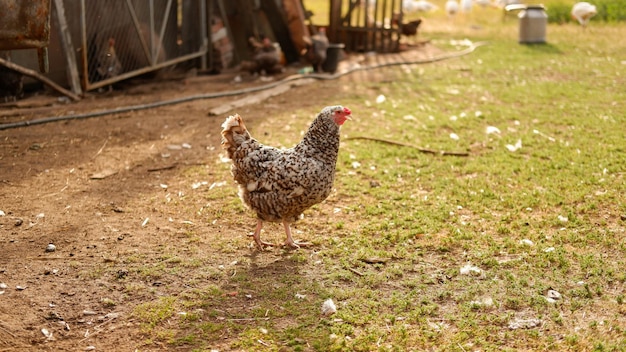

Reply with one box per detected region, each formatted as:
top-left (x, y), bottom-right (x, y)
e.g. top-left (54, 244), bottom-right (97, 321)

top-left (75, 0), bottom-right (208, 91)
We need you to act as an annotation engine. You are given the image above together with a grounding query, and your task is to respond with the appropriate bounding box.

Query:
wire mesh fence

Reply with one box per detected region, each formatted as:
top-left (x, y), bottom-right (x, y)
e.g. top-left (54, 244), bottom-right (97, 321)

top-left (65, 0), bottom-right (208, 91)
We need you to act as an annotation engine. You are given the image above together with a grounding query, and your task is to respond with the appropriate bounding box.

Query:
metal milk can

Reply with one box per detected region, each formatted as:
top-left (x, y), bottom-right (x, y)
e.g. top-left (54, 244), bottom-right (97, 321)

top-left (518, 5), bottom-right (548, 44)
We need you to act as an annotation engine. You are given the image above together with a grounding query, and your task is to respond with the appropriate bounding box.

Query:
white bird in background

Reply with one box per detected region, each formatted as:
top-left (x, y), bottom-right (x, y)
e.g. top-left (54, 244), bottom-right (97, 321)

top-left (403, 0), bottom-right (439, 13)
top-left (494, 0), bottom-right (521, 8)
top-left (571, 2), bottom-right (597, 29)
top-left (460, 0), bottom-right (473, 13)
top-left (445, 0), bottom-right (460, 18)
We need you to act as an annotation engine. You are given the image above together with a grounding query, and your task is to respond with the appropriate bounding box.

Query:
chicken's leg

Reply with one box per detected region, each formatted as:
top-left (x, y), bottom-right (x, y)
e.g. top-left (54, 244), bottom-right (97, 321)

top-left (283, 221), bottom-right (311, 248)
top-left (249, 220), bottom-right (274, 249)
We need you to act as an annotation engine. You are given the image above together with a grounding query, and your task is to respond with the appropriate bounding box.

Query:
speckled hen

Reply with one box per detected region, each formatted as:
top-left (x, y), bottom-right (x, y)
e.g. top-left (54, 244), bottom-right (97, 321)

top-left (221, 105), bottom-right (352, 249)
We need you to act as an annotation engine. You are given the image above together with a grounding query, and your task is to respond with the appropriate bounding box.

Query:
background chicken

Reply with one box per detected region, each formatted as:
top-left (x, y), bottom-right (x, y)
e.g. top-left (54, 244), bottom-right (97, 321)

top-left (474, 0), bottom-right (491, 8)
top-left (494, 0), bottom-right (522, 9)
top-left (243, 36), bottom-right (284, 75)
top-left (392, 13), bottom-right (423, 37)
top-left (96, 38), bottom-right (123, 80)
top-left (571, 2), bottom-right (597, 30)
top-left (302, 27), bottom-right (329, 73)
top-left (445, 0), bottom-right (460, 19)
top-left (221, 105), bottom-right (352, 249)
top-left (0, 52), bottom-right (24, 102)
top-left (401, 19), bottom-right (423, 37)
top-left (0, 65), bottom-right (23, 102)
top-left (402, 0), bottom-right (438, 14)
top-left (460, 0), bottom-right (472, 14)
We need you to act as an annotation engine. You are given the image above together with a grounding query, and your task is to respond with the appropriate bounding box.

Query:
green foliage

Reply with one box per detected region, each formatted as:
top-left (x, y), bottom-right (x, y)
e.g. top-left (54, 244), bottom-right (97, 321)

top-left (595, 0), bottom-right (626, 22)
top-left (546, 0), bottom-right (626, 23)
top-left (546, 2), bottom-right (573, 24)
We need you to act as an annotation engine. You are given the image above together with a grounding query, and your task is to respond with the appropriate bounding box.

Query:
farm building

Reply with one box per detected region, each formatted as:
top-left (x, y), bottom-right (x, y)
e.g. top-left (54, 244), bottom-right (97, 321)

top-left (0, 0), bottom-right (407, 98)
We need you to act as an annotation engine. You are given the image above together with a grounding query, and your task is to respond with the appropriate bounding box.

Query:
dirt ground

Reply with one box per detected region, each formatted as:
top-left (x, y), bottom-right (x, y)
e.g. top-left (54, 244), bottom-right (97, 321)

top-left (0, 43), bottom-right (442, 351)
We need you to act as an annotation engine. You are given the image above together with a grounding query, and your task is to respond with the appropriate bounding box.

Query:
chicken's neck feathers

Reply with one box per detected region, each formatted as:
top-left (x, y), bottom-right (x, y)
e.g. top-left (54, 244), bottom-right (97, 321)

top-left (295, 115), bottom-right (340, 158)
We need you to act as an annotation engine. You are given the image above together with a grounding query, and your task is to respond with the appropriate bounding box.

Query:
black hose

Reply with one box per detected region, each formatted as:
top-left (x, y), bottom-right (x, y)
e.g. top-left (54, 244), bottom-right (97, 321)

top-left (0, 42), bottom-right (487, 131)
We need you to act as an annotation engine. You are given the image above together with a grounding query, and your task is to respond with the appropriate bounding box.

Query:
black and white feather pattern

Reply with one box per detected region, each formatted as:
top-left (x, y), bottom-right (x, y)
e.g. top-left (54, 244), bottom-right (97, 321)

top-left (221, 106), bottom-right (344, 223)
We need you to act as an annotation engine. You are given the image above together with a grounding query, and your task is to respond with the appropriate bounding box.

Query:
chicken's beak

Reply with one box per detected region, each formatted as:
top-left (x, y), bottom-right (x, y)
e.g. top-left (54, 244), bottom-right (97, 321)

top-left (344, 107), bottom-right (352, 121)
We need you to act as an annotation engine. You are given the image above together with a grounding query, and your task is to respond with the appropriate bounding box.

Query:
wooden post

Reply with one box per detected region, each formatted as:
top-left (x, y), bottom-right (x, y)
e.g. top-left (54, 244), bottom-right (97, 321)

top-left (261, 0), bottom-right (299, 63)
top-left (53, 0), bottom-right (83, 96)
top-left (328, 0), bottom-right (342, 44)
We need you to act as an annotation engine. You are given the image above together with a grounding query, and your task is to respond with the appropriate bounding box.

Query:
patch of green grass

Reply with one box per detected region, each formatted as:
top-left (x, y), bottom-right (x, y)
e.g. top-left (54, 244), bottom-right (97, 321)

top-left (135, 262), bottom-right (167, 281)
top-left (133, 296), bottom-right (177, 331)
top-left (101, 297), bottom-right (117, 307)
top-left (77, 265), bottom-right (105, 280)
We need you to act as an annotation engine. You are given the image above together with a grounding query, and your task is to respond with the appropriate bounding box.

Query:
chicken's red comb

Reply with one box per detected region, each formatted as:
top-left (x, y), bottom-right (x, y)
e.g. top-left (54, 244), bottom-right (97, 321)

top-left (343, 107), bottom-right (351, 115)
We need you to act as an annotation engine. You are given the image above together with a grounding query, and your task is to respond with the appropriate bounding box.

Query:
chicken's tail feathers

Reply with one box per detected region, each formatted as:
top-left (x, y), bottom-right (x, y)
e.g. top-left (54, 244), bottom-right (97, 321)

top-left (221, 114), bottom-right (249, 158)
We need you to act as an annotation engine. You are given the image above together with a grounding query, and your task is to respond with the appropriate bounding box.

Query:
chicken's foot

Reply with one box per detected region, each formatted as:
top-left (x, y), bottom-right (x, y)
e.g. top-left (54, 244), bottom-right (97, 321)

top-left (249, 220), bottom-right (275, 249)
top-left (283, 222), bottom-right (312, 248)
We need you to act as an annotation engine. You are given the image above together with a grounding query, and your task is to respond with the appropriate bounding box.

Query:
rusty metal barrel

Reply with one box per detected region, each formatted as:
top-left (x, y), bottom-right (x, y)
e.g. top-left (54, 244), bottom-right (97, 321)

top-left (0, 0), bottom-right (52, 72)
